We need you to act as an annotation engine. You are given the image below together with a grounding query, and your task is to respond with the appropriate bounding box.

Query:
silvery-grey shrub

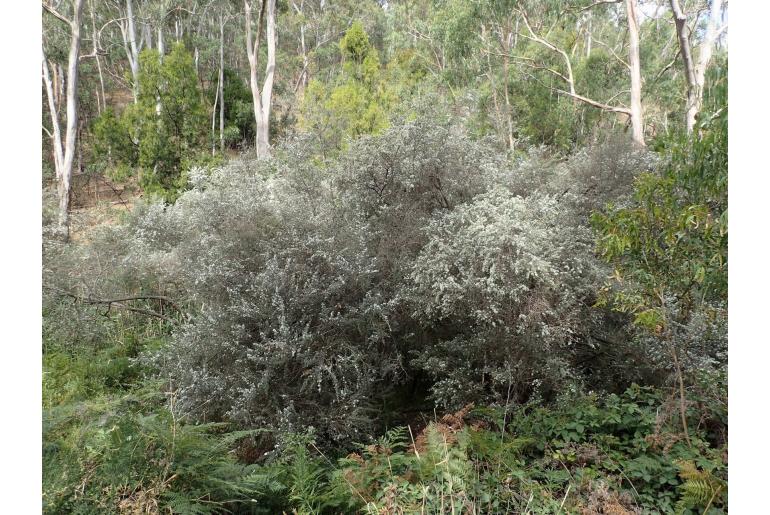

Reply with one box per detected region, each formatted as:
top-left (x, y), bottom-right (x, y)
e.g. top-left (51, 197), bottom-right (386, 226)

top-left (405, 187), bottom-right (599, 407)
top-left (45, 117), bottom-right (665, 442)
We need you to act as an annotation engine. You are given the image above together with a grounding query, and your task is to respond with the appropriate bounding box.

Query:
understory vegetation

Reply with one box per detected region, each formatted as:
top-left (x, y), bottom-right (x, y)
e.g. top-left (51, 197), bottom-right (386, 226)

top-left (44, 100), bottom-right (727, 513)
top-left (42, 0), bottom-right (727, 513)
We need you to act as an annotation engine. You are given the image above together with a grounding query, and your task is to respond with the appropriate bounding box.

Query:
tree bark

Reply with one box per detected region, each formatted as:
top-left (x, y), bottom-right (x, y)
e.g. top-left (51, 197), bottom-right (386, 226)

top-left (43, 0), bottom-right (85, 239)
top-left (219, 15), bottom-right (225, 152)
top-left (124, 0), bottom-right (141, 102)
top-left (88, 0), bottom-right (105, 114)
top-left (625, 0), bottom-right (645, 146)
top-left (501, 19), bottom-right (515, 151)
top-left (156, 9), bottom-right (165, 116)
top-left (143, 21), bottom-right (153, 49)
top-left (671, 0), bottom-right (723, 133)
top-left (158, 24), bottom-right (164, 57)
top-left (670, 343), bottom-right (692, 447)
top-left (585, 12), bottom-right (592, 57)
top-left (245, 0), bottom-right (276, 158)
top-left (292, 1), bottom-right (309, 93)
top-left (483, 26), bottom-right (505, 149)
top-left (43, 56), bottom-right (63, 178)
top-left (212, 68), bottom-right (219, 155)
top-left (694, 0), bottom-right (723, 106)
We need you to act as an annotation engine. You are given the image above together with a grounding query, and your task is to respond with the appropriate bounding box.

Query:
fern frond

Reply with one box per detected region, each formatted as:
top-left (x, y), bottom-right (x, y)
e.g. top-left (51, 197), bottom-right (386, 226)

top-left (674, 460), bottom-right (726, 514)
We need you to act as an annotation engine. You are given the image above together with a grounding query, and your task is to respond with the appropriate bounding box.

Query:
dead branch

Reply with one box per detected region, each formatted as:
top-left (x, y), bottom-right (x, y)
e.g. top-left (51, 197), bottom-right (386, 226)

top-left (46, 286), bottom-right (185, 323)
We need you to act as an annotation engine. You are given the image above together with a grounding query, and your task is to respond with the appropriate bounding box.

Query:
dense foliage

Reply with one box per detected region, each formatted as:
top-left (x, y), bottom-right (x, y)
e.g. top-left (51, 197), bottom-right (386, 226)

top-left (45, 106), bottom-right (727, 512)
top-left (43, 0), bottom-right (728, 512)
top-left (93, 44), bottom-right (209, 200)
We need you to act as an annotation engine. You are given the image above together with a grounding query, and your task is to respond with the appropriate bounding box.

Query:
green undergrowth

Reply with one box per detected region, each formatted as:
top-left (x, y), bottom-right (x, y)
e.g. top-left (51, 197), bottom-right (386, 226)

top-left (43, 321), bottom-right (726, 514)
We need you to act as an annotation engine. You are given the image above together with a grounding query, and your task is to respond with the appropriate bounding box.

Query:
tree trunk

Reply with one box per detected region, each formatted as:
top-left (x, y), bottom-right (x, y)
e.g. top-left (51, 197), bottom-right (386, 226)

top-left (498, 21), bottom-right (515, 151)
top-left (43, 57), bottom-right (63, 178)
top-left (293, 1), bottom-right (309, 93)
top-left (694, 0), bottom-right (723, 104)
top-left (212, 73), bottom-right (219, 155)
top-left (502, 49), bottom-right (514, 151)
top-left (125, 0), bottom-right (140, 102)
top-left (156, 19), bottom-right (164, 116)
top-left (670, 344), bottom-right (692, 448)
top-left (585, 12), bottom-right (592, 57)
top-left (88, 0), bottom-right (105, 114)
top-left (483, 28), bottom-right (505, 149)
top-left (259, 0), bottom-right (276, 156)
top-left (245, 0), bottom-right (276, 158)
top-left (158, 24), bottom-right (164, 57)
top-left (626, 0), bottom-right (645, 146)
top-left (670, 0), bottom-right (697, 132)
top-left (43, 0), bottom-right (85, 240)
top-left (671, 0), bottom-right (723, 133)
top-left (54, 63), bottom-right (65, 114)
top-left (144, 21), bottom-right (153, 49)
top-left (245, 0), bottom-right (263, 153)
top-left (219, 16), bottom-right (225, 152)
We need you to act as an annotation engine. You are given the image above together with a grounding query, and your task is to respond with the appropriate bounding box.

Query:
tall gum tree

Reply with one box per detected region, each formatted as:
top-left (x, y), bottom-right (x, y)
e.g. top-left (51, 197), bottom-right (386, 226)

top-left (244, 0), bottom-right (276, 157)
top-left (43, 0), bottom-right (85, 239)
top-left (625, 0), bottom-right (644, 146)
top-left (120, 0), bottom-right (143, 102)
top-left (670, 0), bottom-right (726, 133)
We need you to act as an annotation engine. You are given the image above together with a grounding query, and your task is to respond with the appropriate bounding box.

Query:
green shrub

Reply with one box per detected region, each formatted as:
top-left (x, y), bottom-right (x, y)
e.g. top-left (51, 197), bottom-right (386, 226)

top-left (91, 43), bottom-right (207, 201)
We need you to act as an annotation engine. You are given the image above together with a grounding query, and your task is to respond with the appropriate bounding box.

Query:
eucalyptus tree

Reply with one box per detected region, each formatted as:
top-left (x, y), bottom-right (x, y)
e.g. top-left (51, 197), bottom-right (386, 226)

top-left (191, 0), bottom-right (235, 153)
top-left (477, 0), bottom-right (519, 150)
top-left (625, 0), bottom-right (644, 146)
top-left (215, 10), bottom-right (227, 152)
top-left (244, 0), bottom-right (277, 157)
top-left (116, 0), bottom-right (145, 102)
top-left (670, 0), bottom-right (726, 133)
top-left (42, 0), bottom-right (86, 239)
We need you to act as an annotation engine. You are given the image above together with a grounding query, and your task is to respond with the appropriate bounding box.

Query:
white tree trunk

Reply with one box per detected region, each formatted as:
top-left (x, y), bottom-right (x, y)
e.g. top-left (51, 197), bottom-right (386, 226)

top-left (158, 24), bottom-right (164, 57)
top-left (260, 0), bottom-right (276, 155)
top-left (43, 0), bottom-right (85, 239)
top-left (671, 0), bottom-right (723, 133)
top-left (43, 56), bottom-right (64, 176)
top-left (156, 17), bottom-right (164, 116)
top-left (125, 0), bottom-right (141, 102)
top-left (292, 1), bottom-right (309, 92)
top-left (144, 21), bottom-right (153, 48)
top-left (500, 24), bottom-right (515, 151)
top-left (299, 21), bottom-right (308, 90)
top-left (626, 0), bottom-right (645, 146)
top-left (219, 16), bottom-right (225, 152)
top-left (245, 0), bottom-right (276, 158)
top-left (212, 73), bottom-right (220, 155)
top-left (585, 12), bottom-right (592, 57)
top-left (695, 0), bottom-right (723, 93)
top-left (88, 0), bottom-right (105, 113)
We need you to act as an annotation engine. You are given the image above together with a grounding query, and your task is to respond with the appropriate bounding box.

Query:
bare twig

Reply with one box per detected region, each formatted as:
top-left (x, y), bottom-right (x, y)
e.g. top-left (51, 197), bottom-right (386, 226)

top-left (555, 89), bottom-right (632, 116)
top-left (43, 1), bottom-right (73, 28)
top-left (46, 285), bottom-right (184, 323)
top-left (572, 0), bottom-right (622, 14)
